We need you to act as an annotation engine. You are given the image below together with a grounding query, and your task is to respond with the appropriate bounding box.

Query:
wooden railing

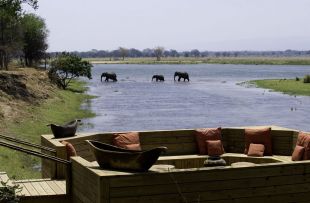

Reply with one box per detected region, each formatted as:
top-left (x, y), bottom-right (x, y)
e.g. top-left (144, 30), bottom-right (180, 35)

top-left (0, 133), bottom-right (72, 195)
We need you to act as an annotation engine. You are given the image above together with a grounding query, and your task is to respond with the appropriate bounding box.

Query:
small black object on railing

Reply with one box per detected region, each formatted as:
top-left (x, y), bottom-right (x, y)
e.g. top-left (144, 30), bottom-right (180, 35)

top-left (47, 119), bottom-right (81, 138)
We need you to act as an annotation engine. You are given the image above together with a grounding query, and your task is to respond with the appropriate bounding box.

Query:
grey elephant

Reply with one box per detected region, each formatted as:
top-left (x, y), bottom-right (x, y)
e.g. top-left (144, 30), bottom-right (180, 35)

top-left (152, 75), bottom-right (165, 82)
top-left (101, 72), bottom-right (117, 82)
top-left (174, 72), bottom-right (189, 82)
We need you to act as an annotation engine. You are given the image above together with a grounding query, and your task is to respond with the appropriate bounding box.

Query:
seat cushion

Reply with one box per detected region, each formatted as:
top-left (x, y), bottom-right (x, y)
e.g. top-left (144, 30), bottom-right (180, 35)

top-left (113, 132), bottom-right (142, 150)
top-left (195, 127), bottom-right (222, 155)
top-left (244, 127), bottom-right (272, 155)
top-left (61, 141), bottom-right (77, 160)
top-left (247, 143), bottom-right (265, 157)
top-left (296, 131), bottom-right (310, 160)
top-left (291, 145), bottom-right (305, 161)
top-left (206, 140), bottom-right (225, 156)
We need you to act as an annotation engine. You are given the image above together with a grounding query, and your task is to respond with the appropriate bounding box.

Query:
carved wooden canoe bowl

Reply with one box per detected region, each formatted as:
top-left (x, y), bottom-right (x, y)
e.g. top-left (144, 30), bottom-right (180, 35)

top-left (86, 140), bottom-right (167, 172)
top-left (47, 119), bottom-right (80, 138)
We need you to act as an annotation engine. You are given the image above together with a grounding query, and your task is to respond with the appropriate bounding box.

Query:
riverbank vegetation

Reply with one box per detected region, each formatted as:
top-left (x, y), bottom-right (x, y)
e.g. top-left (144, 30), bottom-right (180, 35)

top-left (0, 68), bottom-right (94, 179)
top-left (84, 56), bottom-right (310, 65)
top-left (251, 79), bottom-right (310, 96)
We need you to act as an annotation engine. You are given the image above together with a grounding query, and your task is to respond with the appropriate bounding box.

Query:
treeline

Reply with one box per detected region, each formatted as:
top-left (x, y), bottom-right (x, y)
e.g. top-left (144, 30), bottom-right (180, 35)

top-left (50, 48), bottom-right (310, 59)
top-left (0, 0), bottom-right (48, 70)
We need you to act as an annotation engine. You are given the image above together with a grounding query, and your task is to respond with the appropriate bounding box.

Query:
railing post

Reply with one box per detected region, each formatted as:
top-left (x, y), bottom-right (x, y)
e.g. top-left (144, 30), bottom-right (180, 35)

top-left (66, 162), bottom-right (72, 195)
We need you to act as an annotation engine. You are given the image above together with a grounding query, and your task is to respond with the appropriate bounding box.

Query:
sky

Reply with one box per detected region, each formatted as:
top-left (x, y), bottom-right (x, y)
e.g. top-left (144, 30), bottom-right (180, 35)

top-left (30, 0), bottom-right (310, 52)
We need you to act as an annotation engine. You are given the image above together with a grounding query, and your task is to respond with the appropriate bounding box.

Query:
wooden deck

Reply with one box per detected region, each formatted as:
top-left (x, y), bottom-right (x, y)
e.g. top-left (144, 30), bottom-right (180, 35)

top-left (14, 178), bottom-right (66, 196)
top-left (0, 172), bottom-right (69, 203)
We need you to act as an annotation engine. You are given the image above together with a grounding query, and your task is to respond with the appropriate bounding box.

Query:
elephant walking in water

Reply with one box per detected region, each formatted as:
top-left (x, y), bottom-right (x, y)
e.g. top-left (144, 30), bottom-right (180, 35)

top-left (152, 75), bottom-right (165, 82)
top-left (174, 72), bottom-right (189, 82)
top-left (101, 72), bottom-right (117, 82)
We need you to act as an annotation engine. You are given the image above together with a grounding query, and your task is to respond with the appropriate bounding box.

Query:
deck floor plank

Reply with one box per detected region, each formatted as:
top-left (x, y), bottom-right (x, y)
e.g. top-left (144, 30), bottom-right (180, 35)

top-left (22, 182), bottom-right (40, 196)
top-left (38, 181), bottom-right (57, 195)
top-left (31, 181), bottom-right (48, 196)
top-left (17, 183), bottom-right (31, 196)
top-left (0, 173), bottom-right (9, 183)
top-left (46, 180), bottom-right (64, 194)
top-left (54, 180), bottom-right (66, 193)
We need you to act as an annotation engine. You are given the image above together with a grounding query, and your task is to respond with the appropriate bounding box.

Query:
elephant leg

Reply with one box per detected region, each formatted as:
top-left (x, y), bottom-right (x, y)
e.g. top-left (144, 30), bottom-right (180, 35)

top-left (178, 76), bottom-right (181, 81)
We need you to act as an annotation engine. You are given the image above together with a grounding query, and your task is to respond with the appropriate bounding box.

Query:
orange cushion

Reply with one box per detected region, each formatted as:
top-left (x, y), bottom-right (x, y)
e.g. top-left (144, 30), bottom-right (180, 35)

top-left (113, 132), bottom-right (142, 150)
top-left (206, 140), bottom-right (225, 156)
top-left (195, 128), bottom-right (222, 155)
top-left (61, 141), bottom-right (77, 160)
top-left (244, 127), bottom-right (272, 156)
top-left (247, 143), bottom-right (265, 157)
top-left (125, 144), bottom-right (141, 151)
top-left (296, 131), bottom-right (310, 160)
top-left (291, 145), bottom-right (305, 161)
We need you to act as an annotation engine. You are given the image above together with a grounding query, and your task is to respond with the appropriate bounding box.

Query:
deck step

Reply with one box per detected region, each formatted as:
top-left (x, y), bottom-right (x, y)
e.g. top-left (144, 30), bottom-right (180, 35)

top-left (0, 172), bottom-right (13, 186)
top-left (1, 173), bottom-right (69, 203)
top-left (14, 179), bottom-right (66, 196)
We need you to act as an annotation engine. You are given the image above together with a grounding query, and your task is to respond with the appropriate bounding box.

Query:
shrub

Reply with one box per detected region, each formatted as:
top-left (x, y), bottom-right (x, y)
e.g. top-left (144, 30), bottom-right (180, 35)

top-left (296, 77), bottom-right (300, 81)
top-left (49, 52), bottom-right (92, 89)
top-left (304, 75), bottom-right (310, 83)
top-left (0, 181), bottom-right (22, 203)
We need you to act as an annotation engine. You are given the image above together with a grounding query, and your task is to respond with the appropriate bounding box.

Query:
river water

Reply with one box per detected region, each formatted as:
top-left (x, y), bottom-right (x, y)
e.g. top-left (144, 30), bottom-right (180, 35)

top-left (80, 64), bottom-right (310, 132)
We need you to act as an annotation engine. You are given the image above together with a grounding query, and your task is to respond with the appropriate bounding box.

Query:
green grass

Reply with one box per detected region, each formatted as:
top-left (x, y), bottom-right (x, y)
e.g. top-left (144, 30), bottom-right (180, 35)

top-left (0, 80), bottom-right (95, 179)
top-left (85, 57), bottom-right (310, 65)
top-left (251, 79), bottom-right (310, 96)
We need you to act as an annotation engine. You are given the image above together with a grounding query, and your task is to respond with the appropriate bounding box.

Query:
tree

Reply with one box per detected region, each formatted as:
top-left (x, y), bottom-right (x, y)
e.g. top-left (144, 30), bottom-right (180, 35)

top-left (154, 47), bottom-right (164, 61)
top-left (0, 0), bottom-right (38, 69)
top-left (190, 49), bottom-right (200, 57)
top-left (118, 47), bottom-right (128, 60)
top-left (142, 48), bottom-right (154, 57)
top-left (49, 52), bottom-right (92, 90)
top-left (170, 49), bottom-right (179, 57)
top-left (183, 51), bottom-right (190, 57)
top-left (21, 13), bottom-right (48, 67)
top-left (128, 48), bottom-right (142, 57)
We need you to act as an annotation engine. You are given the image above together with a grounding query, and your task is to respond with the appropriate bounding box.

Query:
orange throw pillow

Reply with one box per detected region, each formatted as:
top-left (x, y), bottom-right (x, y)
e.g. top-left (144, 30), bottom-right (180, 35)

top-left (247, 143), bottom-right (265, 157)
top-left (113, 132), bottom-right (142, 150)
top-left (195, 128), bottom-right (222, 155)
top-left (296, 131), bottom-right (310, 160)
top-left (291, 145), bottom-right (305, 161)
top-left (206, 140), bottom-right (225, 156)
top-left (125, 144), bottom-right (142, 151)
top-left (244, 127), bottom-right (272, 156)
top-left (61, 141), bottom-right (77, 160)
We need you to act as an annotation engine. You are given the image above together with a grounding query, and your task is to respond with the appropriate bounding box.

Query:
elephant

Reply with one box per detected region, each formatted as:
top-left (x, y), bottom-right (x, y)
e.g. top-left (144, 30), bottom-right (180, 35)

top-left (174, 72), bottom-right (189, 82)
top-left (152, 75), bottom-right (165, 82)
top-left (101, 72), bottom-right (117, 82)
